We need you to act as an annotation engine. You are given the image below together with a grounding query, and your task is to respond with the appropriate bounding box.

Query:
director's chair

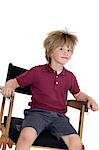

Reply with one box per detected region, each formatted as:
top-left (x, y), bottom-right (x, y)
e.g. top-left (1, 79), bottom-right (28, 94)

top-left (0, 63), bottom-right (88, 150)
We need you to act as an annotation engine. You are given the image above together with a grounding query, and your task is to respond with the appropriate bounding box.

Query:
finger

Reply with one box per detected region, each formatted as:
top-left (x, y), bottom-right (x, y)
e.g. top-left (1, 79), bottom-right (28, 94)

top-left (87, 102), bottom-right (91, 109)
top-left (0, 86), bottom-right (3, 91)
top-left (11, 90), bottom-right (15, 96)
top-left (0, 87), bottom-right (4, 95)
top-left (93, 104), bottom-right (99, 111)
top-left (7, 91), bottom-right (15, 100)
top-left (87, 103), bottom-right (93, 110)
top-left (2, 88), bottom-right (10, 98)
top-left (8, 90), bottom-right (15, 97)
top-left (6, 89), bottom-right (13, 97)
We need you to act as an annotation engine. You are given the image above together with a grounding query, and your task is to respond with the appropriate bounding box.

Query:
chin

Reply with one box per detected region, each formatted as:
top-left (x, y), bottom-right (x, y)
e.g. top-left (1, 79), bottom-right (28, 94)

top-left (61, 60), bottom-right (69, 65)
top-left (58, 62), bottom-right (67, 66)
top-left (56, 59), bottom-right (69, 66)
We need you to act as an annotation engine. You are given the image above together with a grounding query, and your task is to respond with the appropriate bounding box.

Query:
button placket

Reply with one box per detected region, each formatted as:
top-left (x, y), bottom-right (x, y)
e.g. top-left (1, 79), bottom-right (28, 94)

top-left (55, 75), bottom-right (59, 85)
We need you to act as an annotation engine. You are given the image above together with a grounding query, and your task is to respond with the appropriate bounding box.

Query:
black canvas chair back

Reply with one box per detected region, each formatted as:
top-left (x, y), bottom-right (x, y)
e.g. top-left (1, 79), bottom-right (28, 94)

top-left (6, 63), bottom-right (32, 95)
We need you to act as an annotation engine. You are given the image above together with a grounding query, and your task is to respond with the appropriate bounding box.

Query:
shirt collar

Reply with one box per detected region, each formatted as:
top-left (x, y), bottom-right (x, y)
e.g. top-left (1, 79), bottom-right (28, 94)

top-left (46, 64), bottom-right (66, 76)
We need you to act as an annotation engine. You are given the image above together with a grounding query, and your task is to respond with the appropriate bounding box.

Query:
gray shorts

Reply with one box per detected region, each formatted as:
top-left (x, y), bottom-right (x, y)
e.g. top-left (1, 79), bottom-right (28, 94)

top-left (22, 108), bottom-right (77, 139)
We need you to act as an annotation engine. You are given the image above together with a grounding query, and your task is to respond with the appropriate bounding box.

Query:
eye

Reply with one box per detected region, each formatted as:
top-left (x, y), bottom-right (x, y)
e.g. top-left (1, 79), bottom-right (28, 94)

top-left (67, 49), bottom-right (73, 53)
top-left (59, 47), bottom-right (63, 50)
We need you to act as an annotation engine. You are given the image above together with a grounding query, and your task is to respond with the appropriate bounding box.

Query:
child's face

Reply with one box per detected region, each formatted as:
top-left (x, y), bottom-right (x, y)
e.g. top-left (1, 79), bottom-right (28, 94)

top-left (50, 44), bottom-right (73, 66)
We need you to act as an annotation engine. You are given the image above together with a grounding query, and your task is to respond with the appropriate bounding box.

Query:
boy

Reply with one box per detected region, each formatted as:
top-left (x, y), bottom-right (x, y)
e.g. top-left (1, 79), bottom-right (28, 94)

top-left (0, 30), bottom-right (98, 150)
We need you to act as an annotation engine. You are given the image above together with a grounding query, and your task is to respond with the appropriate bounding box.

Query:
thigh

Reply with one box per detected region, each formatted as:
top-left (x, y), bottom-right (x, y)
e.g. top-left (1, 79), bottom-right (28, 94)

top-left (50, 114), bottom-right (77, 139)
top-left (22, 109), bottom-right (49, 136)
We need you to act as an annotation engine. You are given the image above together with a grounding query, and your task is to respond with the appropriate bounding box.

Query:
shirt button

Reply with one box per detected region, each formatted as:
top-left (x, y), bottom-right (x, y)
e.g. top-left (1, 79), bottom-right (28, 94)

top-left (56, 81), bottom-right (58, 84)
top-left (56, 76), bottom-right (58, 78)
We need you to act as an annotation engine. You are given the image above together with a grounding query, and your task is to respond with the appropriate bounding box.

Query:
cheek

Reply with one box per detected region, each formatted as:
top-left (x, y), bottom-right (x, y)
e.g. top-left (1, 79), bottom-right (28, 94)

top-left (51, 51), bottom-right (60, 58)
top-left (68, 55), bottom-right (71, 59)
top-left (67, 53), bottom-right (73, 58)
top-left (56, 53), bottom-right (62, 59)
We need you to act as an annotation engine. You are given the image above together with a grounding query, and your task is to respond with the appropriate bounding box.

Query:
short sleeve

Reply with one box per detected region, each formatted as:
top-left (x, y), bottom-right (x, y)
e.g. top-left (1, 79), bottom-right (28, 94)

top-left (69, 73), bottom-right (80, 94)
top-left (16, 67), bottom-right (36, 88)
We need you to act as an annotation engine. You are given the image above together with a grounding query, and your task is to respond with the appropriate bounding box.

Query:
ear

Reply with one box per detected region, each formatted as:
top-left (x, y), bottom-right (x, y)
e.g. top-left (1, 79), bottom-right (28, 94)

top-left (48, 50), bottom-right (53, 59)
top-left (50, 49), bottom-right (55, 57)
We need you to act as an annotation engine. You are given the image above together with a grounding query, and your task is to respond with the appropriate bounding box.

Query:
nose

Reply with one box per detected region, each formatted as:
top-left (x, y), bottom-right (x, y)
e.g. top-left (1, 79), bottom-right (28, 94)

top-left (63, 50), bottom-right (72, 59)
top-left (63, 50), bottom-right (69, 55)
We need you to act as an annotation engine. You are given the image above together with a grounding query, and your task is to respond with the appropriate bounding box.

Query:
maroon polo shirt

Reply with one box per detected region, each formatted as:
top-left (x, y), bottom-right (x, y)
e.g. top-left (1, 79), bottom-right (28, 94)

top-left (16, 64), bottom-right (80, 114)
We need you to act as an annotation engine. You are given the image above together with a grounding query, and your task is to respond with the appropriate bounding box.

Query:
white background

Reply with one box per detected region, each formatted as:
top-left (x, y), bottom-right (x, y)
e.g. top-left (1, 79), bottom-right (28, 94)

top-left (0, 0), bottom-right (99, 150)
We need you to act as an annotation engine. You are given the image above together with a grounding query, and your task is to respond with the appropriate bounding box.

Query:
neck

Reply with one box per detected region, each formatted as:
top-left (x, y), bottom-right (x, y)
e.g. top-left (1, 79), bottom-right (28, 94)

top-left (50, 62), bottom-right (63, 72)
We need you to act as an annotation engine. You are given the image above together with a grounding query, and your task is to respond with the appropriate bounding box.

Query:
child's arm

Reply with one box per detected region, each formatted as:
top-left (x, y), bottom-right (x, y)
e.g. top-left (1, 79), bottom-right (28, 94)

top-left (0, 78), bottom-right (20, 97)
top-left (74, 91), bottom-right (99, 111)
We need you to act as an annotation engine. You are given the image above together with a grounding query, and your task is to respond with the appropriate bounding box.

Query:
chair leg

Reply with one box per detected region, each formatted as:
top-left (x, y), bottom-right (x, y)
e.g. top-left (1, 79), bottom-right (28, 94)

top-left (82, 144), bottom-right (85, 150)
top-left (2, 143), bottom-right (6, 150)
top-left (0, 96), bottom-right (15, 149)
top-left (8, 138), bottom-right (14, 148)
top-left (0, 136), bottom-right (14, 149)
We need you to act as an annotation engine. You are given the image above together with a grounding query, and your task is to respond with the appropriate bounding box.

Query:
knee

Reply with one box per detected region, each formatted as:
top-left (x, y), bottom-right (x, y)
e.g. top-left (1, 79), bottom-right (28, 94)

top-left (69, 135), bottom-right (82, 149)
top-left (62, 134), bottom-right (82, 150)
top-left (19, 127), bottom-right (37, 143)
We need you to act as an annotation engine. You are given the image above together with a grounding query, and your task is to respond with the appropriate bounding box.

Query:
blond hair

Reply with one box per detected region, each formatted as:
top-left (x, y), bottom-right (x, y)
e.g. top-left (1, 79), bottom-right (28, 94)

top-left (43, 30), bottom-right (78, 63)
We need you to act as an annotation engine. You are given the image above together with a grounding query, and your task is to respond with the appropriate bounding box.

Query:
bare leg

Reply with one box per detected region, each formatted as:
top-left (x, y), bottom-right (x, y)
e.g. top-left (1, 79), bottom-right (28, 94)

top-left (61, 134), bottom-right (82, 150)
top-left (15, 127), bottom-right (37, 150)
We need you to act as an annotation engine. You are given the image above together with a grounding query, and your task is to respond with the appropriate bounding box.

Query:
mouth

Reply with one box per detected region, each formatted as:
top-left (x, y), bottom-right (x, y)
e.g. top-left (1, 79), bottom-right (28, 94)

top-left (61, 57), bottom-right (69, 59)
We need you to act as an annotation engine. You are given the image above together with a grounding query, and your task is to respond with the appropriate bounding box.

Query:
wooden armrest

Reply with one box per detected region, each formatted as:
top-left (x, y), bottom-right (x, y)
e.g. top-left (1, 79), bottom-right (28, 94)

top-left (68, 100), bottom-right (88, 140)
top-left (67, 100), bottom-right (88, 112)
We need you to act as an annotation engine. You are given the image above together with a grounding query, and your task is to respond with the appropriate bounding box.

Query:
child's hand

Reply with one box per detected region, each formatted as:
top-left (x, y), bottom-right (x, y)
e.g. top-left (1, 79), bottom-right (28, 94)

top-left (87, 96), bottom-right (99, 111)
top-left (0, 85), bottom-right (15, 98)
top-left (0, 79), bottom-right (19, 98)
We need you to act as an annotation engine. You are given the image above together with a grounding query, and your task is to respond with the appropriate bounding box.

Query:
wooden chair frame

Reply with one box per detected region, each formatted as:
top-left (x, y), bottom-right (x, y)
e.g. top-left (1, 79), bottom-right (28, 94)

top-left (0, 63), bottom-right (88, 150)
